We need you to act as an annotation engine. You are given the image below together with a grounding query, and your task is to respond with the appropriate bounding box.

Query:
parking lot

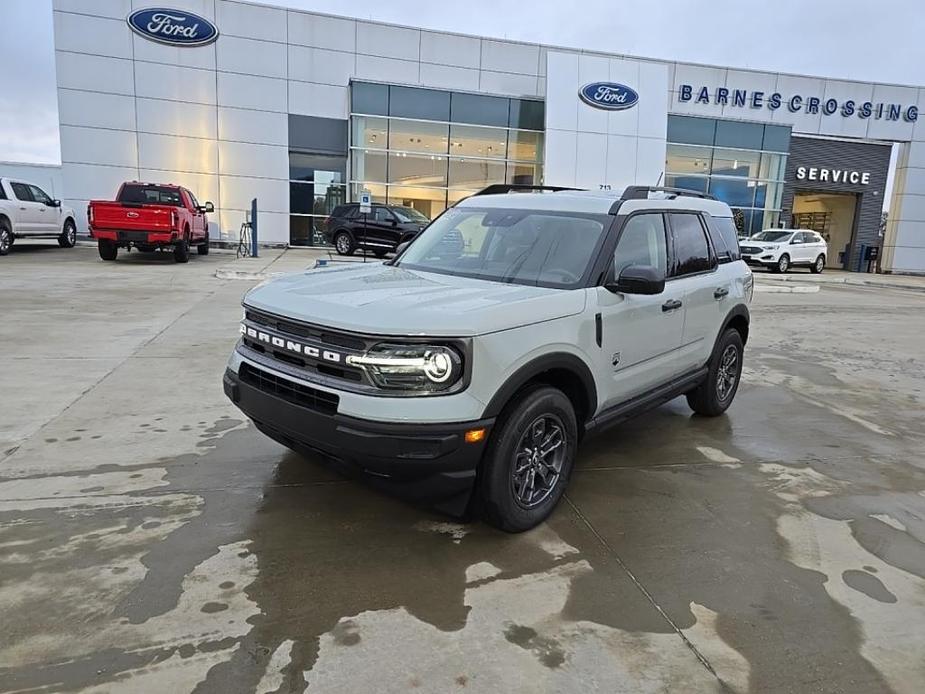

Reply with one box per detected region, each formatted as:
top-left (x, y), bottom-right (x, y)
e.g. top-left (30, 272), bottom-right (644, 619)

top-left (2, 241), bottom-right (924, 693)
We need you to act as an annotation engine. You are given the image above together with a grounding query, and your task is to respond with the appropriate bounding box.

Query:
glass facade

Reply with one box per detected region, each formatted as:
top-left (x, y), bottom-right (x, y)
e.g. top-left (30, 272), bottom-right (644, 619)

top-left (666, 115), bottom-right (791, 236)
top-left (289, 152), bottom-right (347, 246)
top-left (350, 82), bottom-right (545, 220)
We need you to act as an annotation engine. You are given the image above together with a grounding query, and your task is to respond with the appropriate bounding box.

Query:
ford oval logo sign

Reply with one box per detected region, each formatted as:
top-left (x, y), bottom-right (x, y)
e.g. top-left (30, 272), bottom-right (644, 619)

top-left (127, 8), bottom-right (219, 47)
top-left (579, 82), bottom-right (639, 111)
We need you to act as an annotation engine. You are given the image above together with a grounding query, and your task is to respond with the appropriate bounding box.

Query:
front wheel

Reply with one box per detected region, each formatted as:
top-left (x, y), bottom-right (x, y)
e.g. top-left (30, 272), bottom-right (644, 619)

top-left (774, 254), bottom-right (790, 273)
top-left (98, 240), bottom-right (118, 261)
top-left (479, 386), bottom-right (577, 532)
top-left (810, 254), bottom-right (825, 274)
top-left (686, 329), bottom-right (744, 416)
top-left (334, 231), bottom-right (355, 256)
top-left (58, 219), bottom-right (77, 248)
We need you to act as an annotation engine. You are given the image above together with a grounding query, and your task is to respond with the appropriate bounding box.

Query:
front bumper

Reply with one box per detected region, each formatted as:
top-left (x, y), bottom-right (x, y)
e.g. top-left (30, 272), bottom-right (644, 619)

top-left (223, 367), bottom-right (493, 514)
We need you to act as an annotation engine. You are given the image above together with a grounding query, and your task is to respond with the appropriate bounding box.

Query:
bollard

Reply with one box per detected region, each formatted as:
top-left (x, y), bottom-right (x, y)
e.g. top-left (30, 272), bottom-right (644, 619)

top-left (250, 198), bottom-right (259, 258)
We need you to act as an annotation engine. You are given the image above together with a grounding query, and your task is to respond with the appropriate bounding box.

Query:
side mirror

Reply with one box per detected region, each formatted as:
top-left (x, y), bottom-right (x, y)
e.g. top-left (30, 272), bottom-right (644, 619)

top-left (606, 264), bottom-right (665, 295)
top-left (790, 238), bottom-right (801, 244)
top-left (201, 201), bottom-right (214, 213)
top-left (52, 199), bottom-right (62, 208)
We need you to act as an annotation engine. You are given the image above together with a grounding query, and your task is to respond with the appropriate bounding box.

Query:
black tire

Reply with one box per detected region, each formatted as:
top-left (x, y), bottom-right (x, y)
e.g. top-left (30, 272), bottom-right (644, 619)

top-left (197, 232), bottom-right (210, 255)
top-left (479, 386), bottom-right (578, 532)
top-left (98, 239), bottom-right (118, 261)
top-left (686, 329), bottom-right (744, 416)
top-left (774, 253), bottom-right (790, 273)
top-left (334, 231), bottom-right (355, 256)
top-left (58, 219), bottom-right (77, 248)
top-left (0, 220), bottom-right (11, 256)
top-left (810, 254), bottom-right (825, 274)
top-left (174, 234), bottom-right (190, 263)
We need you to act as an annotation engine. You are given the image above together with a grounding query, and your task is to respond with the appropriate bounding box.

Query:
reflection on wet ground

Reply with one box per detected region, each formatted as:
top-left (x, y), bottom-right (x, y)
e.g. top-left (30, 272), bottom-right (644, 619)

top-left (1, 251), bottom-right (924, 693)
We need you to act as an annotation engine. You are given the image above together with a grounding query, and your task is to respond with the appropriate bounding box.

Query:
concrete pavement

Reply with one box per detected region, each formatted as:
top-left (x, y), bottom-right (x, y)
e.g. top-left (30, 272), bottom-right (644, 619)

top-left (2, 241), bottom-right (925, 693)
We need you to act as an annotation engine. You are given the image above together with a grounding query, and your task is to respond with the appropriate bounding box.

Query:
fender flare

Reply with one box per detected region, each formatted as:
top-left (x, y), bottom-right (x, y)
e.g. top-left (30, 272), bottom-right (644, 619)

top-left (715, 303), bottom-right (750, 352)
top-left (482, 351), bottom-right (598, 421)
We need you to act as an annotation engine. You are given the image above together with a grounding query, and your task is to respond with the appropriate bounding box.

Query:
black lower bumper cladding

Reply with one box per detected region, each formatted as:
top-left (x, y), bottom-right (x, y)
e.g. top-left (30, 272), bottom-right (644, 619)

top-left (223, 366), bottom-right (492, 515)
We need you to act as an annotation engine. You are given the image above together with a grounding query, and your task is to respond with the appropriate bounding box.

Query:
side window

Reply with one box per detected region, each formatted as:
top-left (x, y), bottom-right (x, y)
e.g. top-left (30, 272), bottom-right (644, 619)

top-left (0, 182), bottom-right (6, 200)
top-left (29, 186), bottom-right (53, 205)
top-left (344, 205), bottom-right (360, 219)
top-left (373, 207), bottom-right (393, 223)
top-left (708, 216), bottom-right (741, 263)
top-left (10, 182), bottom-right (33, 202)
top-left (187, 189), bottom-right (199, 209)
top-left (614, 214), bottom-right (667, 275)
top-left (669, 213), bottom-right (714, 277)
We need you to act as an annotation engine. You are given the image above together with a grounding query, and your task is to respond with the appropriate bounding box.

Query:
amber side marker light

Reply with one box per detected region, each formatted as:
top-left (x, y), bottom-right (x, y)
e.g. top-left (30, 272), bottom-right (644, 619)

top-left (465, 428), bottom-right (486, 444)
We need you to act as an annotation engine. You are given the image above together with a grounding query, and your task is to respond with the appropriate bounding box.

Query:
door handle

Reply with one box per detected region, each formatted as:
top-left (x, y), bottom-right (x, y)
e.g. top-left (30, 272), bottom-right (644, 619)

top-left (714, 287), bottom-right (729, 299)
top-left (19, 207), bottom-right (27, 211)
top-left (661, 299), bottom-right (683, 312)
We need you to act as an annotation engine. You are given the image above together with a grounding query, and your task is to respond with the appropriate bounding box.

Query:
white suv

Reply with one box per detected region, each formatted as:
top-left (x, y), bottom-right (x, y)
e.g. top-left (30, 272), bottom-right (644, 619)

top-left (224, 185), bottom-right (753, 531)
top-left (740, 229), bottom-right (828, 273)
top-left (0, 177), bottom-right (78, 256)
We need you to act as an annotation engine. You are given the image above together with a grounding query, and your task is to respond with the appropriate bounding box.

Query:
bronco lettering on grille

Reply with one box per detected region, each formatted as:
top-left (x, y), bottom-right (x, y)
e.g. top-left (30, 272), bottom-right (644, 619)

top-left (241, 324), bottom-right (342, 363)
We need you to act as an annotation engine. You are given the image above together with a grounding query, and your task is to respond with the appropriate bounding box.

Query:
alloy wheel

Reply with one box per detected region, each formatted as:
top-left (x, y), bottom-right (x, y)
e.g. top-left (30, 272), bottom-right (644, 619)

top-left (335, 233), bottom-right (351, 254)
top-left (716, 344), bottom-right (739, 402)
top-left (511, 414), bottom-right (567, 509)
top-left (66, 224), bottom-right (76, 245)
top-left (816, 256), bottom-right (824, 272)
top-left (779, 255), bottom-right (789, 272)
top-left (0, 228), bottom-right (10, 253)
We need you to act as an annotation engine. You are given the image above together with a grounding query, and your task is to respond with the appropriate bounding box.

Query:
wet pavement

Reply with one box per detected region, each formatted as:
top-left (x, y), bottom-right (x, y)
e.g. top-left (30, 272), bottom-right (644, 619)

top-left (2, 242), bottom-right (924, 693)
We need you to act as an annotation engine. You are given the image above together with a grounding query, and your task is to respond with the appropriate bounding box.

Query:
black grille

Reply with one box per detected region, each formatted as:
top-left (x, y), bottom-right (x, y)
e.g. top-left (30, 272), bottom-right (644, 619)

top-left (740, 246), bottom-right (762, 254)
top-left (239, 363), bottom-right (339, 415)
top-left (245, 309), bottom-right (366, 350)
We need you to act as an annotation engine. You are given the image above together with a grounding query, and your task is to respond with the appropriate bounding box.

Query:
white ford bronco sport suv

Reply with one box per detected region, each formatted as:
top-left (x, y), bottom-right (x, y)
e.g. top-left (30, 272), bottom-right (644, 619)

top-left (224, 185), bottom-right (753, 531)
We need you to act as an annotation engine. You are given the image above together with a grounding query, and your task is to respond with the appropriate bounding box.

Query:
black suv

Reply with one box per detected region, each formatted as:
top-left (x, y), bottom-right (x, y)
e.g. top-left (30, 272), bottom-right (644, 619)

top-left (324, 203), bottom-right (430, 257)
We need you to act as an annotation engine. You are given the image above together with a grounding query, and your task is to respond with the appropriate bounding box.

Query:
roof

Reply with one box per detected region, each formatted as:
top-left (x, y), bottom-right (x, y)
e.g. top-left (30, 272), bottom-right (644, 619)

top-left (456, 187), bottom-right (734, 217)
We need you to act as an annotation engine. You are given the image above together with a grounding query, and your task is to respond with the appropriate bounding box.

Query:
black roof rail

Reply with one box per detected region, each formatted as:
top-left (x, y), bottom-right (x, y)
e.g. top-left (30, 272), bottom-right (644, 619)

top-left (471, 184), bottom-right (583, 197)
top-left (621, 186), bottom-right (717, 201)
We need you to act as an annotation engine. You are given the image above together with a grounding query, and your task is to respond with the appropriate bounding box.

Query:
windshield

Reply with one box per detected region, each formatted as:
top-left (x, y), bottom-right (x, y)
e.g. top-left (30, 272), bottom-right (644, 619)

top-left (391, 206), bottom-right (429, 223)
top-left (395, 206), bottom-right (609, 288)
top-left (119, 184), bottom-right (183, 207)
top-left (751, 230), bottom-right (792, 242)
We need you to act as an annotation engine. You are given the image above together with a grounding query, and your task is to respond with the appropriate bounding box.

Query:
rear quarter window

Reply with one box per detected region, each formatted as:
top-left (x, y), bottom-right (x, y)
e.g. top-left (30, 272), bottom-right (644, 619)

top-left (707, 216), bottom-right (741, 263)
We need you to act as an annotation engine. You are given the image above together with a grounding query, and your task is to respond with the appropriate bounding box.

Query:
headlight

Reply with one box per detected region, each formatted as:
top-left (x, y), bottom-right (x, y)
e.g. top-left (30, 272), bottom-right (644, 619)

top-left (347, 343), bottom-right (463, 392)
top-left (762, 245), bottom-right (776, 251)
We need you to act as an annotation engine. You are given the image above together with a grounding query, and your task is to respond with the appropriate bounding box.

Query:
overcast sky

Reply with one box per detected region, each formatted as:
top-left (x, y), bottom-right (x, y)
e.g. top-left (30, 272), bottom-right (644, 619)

top-left (3, 0), bottom-right (925, 165)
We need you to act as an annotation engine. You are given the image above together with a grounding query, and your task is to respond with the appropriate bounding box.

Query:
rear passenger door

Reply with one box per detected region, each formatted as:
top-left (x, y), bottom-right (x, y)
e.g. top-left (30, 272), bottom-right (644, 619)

top-left (667, 212), bottom-right (721, 372)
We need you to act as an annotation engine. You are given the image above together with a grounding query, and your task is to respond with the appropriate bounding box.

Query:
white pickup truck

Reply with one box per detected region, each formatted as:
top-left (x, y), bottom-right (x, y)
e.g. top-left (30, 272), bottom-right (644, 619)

top-left (0, 177), bottom-right (78, 256)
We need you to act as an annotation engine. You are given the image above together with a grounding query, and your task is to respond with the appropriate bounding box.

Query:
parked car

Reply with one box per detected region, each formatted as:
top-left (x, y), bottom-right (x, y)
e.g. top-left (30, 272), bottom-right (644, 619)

top-left (87, 182), bottom-right (213, 263)
top-left (0, 177), bottom-right (77, 256)
top-left (224, 185), bottom-right (752, 532)
top-left (324, 203), bottom-right (430, 257)
top-left (740, 229), bottom-right (828, 273)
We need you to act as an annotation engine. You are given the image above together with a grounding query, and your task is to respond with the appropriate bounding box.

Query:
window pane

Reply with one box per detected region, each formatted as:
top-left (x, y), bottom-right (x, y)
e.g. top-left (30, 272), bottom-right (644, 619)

top-left (447, 188), bottom-right (477, 206)
top-left (389, 85), bottom-right (451, 121)
top-left (763, 124), bottom-right (791, 153)
top-left (351, 82), bottom-right (389, 116)
top-left (448, 157), bottom-right (506, 189)
top-left (714, 120), bottom-right (765, 150)
top-left (615, 214), bottom-right (667, 274)
top-left (350, 182), bottom-right (387, 203)
top-left (759, 152), bottom-right (786, 181)
top-left (666, 144), bottom-right (711, 175)
top-left (506, 162), bottom-right (543, 186)
top-left (708, 216), bottom-right (741, 262)
top-left (709, 177), bottom-right (757, 207)
top-left (289, 153), bottom-right (346, 182)
top-left (711, 149), bottom-right (760, 178)
top-left (667, 116), bottom-right (715, 146)
top-left (352, 116), bottom-right (387, 150)
top-left (509, 130), bottom-right (543, 161)
top-left (450, 92), bottom-right (509, 127)
top-left (754, 181), bottom-right (782, 210)
top-left (388, 152), bottom-right (448, 187)
top-left (389, 119), bottom-right (449, 154)
top-left (314, 181), bottom-right (346, 216)
top-left (351, 149), bottom-right (387, 182)
top-left (509, 99), bottom-right (544, 130)
top-left (664, 174), bottom-right (709, 193)
top-left (449, 124), bottom-right (507, 158)
top-left (670, 213), bottom-right (712, 275)
top-left (290, 215), bottom-right (315, 246)
top-left (290, 182), bottom-right (314, 214)
top-left (388, 185), bottom-right (447, 219)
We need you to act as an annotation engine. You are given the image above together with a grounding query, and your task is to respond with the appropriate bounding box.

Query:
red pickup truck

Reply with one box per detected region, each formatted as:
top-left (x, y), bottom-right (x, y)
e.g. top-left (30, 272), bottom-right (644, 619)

top-left (88, 182), bottom-right (213, 262)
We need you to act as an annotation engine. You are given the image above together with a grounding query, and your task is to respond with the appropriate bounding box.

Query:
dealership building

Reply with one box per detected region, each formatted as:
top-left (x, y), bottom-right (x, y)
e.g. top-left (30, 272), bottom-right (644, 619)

top-left (51, 0), bottom-right (925, 272)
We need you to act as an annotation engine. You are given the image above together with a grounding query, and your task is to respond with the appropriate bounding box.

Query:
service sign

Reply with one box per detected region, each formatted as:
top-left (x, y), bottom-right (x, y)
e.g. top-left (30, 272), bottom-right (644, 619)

top-left (127, 8), bottom-right (219, 47)
top-left (579, 82), bottom-right (640, 111)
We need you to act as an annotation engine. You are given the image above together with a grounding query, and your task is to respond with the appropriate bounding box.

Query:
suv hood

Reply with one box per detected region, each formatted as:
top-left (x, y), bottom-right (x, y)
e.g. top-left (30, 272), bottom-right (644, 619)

top-left (243, 263), bottom-right (586, 337)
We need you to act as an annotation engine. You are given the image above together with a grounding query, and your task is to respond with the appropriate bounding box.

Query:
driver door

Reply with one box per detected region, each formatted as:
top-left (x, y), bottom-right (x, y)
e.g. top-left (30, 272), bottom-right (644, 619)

top-left (594, 212), bottom-right (686, 408)
top-left (28, 185), bottom-right (58, 233)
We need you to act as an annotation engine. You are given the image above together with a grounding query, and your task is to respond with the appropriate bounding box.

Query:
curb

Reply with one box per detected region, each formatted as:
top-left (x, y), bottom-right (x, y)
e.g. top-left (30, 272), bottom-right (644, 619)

top-left (214, 269), bottom-right (284, 281)
top-left (756, 274), bottom-right (925, 293)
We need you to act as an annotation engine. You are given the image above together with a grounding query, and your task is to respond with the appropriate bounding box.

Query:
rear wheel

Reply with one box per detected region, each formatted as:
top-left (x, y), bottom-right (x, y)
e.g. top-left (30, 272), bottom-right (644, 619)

top-left (0, 220), bottom-right (11, 256)
top-left (58, 219), bottom-right (77, 248)
top-left (810, 254), bottom-right (825, 274)
top-left (480, 386), bottom-right (577, 532)
top-left (174, 234), bottom-right (190, 263)
top-left (774, 253), bottom-right (790, 273)
top-left (334, 231), bottom-right (354, 256)
top-left (197, 232), bottom-right (210, 255)
top-left (98, 239), bottom-right (118, 261)
top-left (686, 329), bottom-right (744, 416)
